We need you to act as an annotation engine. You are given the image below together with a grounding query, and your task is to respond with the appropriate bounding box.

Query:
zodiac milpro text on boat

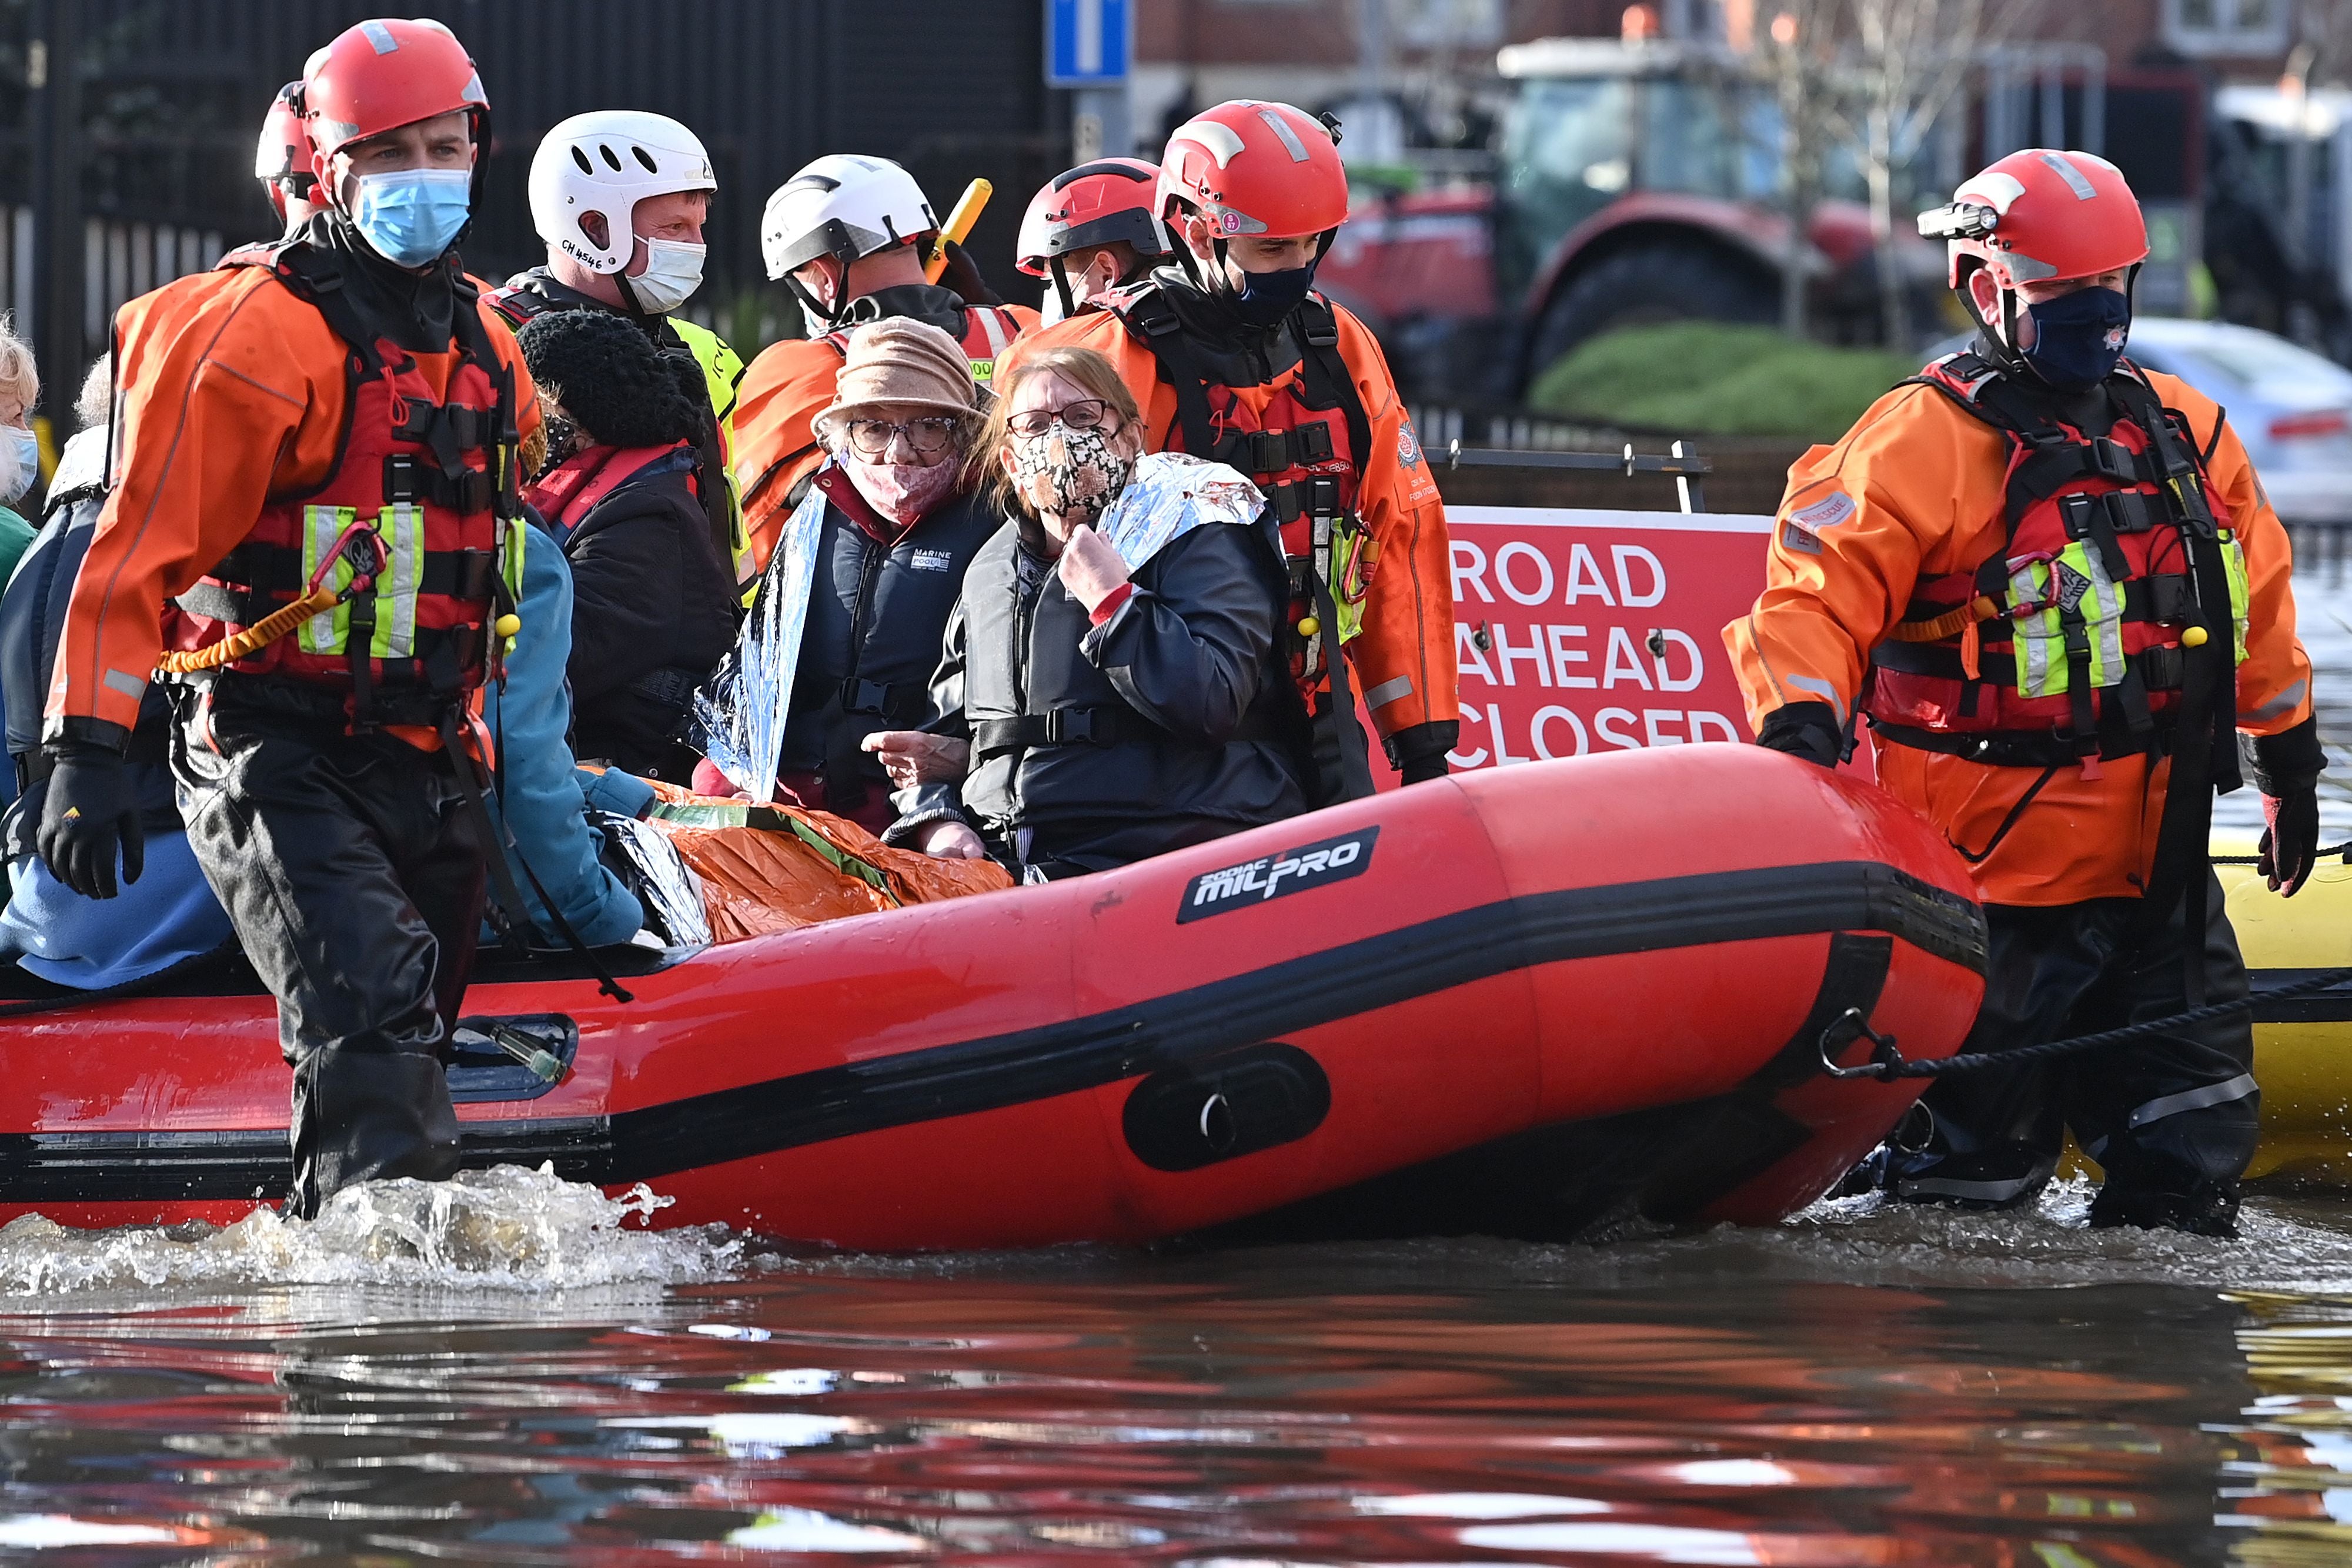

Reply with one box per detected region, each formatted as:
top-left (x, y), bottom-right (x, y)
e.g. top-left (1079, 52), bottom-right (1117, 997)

top-left (34, 15), bottom-right (542, 1220)
top-left (1014, 101), bottom-right (1461, 800)
top-left (1729, 147), bottom-right (2322, 1239)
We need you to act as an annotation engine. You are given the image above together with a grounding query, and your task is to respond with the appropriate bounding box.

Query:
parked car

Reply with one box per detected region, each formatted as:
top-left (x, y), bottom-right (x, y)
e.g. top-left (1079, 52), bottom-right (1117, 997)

top-left (1931, 317), bottom-right (2352, 524)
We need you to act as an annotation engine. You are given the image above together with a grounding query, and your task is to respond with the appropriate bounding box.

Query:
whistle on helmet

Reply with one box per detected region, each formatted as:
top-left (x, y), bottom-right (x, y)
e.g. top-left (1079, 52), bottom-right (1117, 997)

top-left (1917, 202), bottom-right (2000, 241)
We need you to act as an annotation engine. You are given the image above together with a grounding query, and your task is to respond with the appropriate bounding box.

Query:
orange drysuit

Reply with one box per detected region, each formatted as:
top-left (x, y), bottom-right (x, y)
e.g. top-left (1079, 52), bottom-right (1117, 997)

top-left (45, 264), bottom-right (540, 751)
top-left (1011, 296), bottom-right (1459, 750)
top-left (733, 299), bottom-right (1038, 571)
top-left (1726, 368), bottom-right (2311, 905)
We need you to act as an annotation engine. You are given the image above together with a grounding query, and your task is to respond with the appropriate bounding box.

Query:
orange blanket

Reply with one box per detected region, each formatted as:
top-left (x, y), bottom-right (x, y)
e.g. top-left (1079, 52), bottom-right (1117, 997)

top-left (636, 782), bottom-right (1013, 943)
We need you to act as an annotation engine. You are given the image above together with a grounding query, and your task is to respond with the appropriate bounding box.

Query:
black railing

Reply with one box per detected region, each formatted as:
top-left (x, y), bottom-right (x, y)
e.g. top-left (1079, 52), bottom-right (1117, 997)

top-left (1443, 439), bottom-right (1713, 514)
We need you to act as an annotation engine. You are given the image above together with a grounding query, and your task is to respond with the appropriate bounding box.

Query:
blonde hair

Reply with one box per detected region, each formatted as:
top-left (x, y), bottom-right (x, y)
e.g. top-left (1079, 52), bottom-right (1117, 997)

top-left (971, 345), bottom-right (1142, 514)
top-left (0, 315), bottom-right (38, 419)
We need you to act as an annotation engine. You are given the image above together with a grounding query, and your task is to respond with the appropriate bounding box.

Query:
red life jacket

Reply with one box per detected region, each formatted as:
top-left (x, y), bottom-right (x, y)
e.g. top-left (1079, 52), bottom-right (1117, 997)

top-left (1102, 282), bottom-right (1378, 688)
top-left (821, 303), bottom-right (1025, 388)
top-left (523, 443), bottom-right (692, 536)
top-left (169, 239), bottom-right (521, 721)
top-left (1864, 351), bottom-right (2249, 775)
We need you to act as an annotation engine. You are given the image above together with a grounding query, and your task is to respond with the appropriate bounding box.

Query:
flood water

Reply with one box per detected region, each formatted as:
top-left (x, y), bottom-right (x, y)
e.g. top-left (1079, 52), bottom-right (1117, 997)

top-left (0, 1168), bottom-right (2350, 1563)
top-left (9, 581), bottom-right (2352, 1563)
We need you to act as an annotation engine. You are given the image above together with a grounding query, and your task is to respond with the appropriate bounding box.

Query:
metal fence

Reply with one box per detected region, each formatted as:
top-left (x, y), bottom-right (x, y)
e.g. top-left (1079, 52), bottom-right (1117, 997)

top-left (0, 203), bottom-right (222, 373)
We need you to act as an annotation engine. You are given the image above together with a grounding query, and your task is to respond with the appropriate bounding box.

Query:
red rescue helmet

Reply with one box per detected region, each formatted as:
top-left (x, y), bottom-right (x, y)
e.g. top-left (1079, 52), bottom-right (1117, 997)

top-left (300, 17), bottom-right (489, 196)
top-left (1016, 158), bottom-right (1172, 276)
top-left (1158, 101), bottom-right (1349, 245)
top-left (1919, 148), bottom-right (2148, 293)
top-left (255, 81), bottom-right (315, 222)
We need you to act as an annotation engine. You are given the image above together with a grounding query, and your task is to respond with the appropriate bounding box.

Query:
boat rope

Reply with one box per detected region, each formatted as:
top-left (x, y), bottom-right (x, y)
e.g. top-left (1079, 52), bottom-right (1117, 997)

top-left (2209, 840), bottom-right (2352, 867)
top-left (1817, 965), bottom-right (2352, 1082)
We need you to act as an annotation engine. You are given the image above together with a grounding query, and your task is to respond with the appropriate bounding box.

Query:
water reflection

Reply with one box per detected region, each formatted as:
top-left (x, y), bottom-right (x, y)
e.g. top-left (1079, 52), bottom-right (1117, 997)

top-left (0, 1256), bottom-right (2310, 1563)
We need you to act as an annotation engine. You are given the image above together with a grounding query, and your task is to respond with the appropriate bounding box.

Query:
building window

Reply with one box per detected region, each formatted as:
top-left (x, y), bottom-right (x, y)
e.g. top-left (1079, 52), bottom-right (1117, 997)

top-left (2163, 0), bottom-right (2290, 55)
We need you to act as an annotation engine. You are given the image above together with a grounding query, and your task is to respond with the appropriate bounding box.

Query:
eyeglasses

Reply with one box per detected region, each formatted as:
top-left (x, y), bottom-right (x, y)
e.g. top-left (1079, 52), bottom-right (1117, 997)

top-left (1006, 399), bottom-right (1116, 440)
top-left (846, 417), bottom-right (960, 457)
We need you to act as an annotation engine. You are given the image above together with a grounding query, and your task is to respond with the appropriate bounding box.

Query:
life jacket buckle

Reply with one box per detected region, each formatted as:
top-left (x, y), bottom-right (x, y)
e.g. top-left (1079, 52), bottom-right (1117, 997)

top-left (1045, 709), bottom-right (1097, 744)
top-left (2084, 436), bottom-right (2137, 484)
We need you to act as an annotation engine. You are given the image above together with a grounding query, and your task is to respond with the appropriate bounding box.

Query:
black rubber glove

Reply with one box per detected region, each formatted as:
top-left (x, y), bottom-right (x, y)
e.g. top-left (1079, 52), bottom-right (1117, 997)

top-left (35, 743), bottom-right (143, 900)
top-left (1755, 700), bottom-right (1845, 768)
top-left (936, 239), bottom-right (1005, 307)
top-left (1384, 720), bottom-right (1458, 785)
top-left (2252, 717), bottom-right (2327, 897)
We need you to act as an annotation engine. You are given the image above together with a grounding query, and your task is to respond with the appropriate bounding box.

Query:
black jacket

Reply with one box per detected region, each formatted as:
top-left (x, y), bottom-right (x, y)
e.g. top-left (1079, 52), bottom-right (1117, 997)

top-left (489, 266), bottom-right (741, 577)
top-left (560, 446), bottom-right (739, 780)
top-left (780, 472), bottom-right (1002, 812)
top-left (890, 517), bottom-right (1309, 875)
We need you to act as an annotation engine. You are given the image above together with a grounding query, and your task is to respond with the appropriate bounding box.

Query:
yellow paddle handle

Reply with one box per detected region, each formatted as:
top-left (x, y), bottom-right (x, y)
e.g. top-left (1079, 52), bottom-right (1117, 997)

top-left (924, 179), bottom-right (993, 283)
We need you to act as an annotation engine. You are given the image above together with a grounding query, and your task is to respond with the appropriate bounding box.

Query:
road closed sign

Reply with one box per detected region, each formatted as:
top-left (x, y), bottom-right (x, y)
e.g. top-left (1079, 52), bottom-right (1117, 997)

top-left (1437, 507), bottom-right (1773, 773)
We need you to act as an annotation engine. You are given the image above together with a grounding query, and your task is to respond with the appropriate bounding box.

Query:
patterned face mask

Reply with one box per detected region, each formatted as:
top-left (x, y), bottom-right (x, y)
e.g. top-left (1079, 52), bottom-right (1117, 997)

top-left (846, 453), bottom-right (961, 527)
top-left (1010, 422), bottom-right (1132, 527)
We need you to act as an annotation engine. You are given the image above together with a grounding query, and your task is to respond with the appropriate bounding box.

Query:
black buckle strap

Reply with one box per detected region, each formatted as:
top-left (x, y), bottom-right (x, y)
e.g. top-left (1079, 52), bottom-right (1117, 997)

top-left (841, 677), bottom-right (926, 721)
top-left (1872, 636), bottom-right (2187, 694)
top-left (187, 544), bottom-right (497, 610)
top-left (395, 402), bottom-right (495, 454)
top-left (384, 453), bottom-right (496, 513)
top-left (2080, 436), bottom-right (2146, 485)
top-left (1870, 716), bottom-right (2175, 770)
top-left (973, 706), bottom-right (1152, 757)
top-left (1221, 422), bottom-right (1339, 479)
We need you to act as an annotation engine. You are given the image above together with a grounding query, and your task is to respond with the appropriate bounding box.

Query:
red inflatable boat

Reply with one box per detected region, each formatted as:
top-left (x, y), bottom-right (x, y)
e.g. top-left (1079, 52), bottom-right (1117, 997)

top-left (0, 746), bottom-right (1984, 1248)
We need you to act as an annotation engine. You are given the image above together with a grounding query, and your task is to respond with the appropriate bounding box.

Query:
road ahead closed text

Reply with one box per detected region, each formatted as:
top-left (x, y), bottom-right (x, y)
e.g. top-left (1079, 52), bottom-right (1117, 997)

top-left (1438, 508), bottom-right (1773, 770)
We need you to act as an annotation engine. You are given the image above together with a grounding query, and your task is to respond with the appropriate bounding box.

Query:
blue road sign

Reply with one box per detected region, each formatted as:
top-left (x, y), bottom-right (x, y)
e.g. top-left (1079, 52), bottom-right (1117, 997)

top-left (1045, 0), bottom-right (1130, 87)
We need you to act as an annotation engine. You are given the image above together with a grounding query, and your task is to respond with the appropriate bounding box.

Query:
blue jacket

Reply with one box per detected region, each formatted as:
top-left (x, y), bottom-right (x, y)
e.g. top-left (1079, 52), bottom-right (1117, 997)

top-left (482, 523), bottom-right (646, 948)
top-left (0, 429), bottom-right (234, 987)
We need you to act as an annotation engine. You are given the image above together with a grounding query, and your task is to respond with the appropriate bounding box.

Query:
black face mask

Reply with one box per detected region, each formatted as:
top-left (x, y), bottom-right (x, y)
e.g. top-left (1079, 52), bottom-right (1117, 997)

top-left (1228, 260), bottom-right (1317, 328)
top-left (542, 413), bottom-right (584, 470)
top-left (2020, 286), bottom-right (2131, 392)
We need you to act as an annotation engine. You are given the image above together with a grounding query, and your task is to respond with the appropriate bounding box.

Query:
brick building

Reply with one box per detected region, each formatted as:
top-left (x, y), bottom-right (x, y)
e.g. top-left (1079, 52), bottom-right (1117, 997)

top-left (1134, 0), bottom-right (2346, 149)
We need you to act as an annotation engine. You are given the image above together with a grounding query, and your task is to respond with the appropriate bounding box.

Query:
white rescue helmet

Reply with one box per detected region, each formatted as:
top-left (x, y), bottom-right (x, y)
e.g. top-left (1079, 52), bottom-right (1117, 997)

top-left (760, 154), bottom-right (937, 302)
top-left (529, 110), bottom-right (716, 275)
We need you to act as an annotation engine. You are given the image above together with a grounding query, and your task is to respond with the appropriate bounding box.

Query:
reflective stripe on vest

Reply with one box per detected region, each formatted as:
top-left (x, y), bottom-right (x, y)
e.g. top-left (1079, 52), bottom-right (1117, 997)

top-left (1867, 356), bottom-right (2246, 744)
top-left (2220, 527), bottom-right (2251, 663)
top-left (2009, 543), bottom-right (2126, 698)
top-left (968, 307), bottom-right (1013, 382)
top-left (296, 504), bottom-right (428, 659)
top-left (176, 240), bottom-right (517, 701)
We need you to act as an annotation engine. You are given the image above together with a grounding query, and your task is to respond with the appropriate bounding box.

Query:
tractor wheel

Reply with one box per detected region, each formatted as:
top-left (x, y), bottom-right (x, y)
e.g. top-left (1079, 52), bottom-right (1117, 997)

top-left (1524, 242), bottom-right (1778, 391)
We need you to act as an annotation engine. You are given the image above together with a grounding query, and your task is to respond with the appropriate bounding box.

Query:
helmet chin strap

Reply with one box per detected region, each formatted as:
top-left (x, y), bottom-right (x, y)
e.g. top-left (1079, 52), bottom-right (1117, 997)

top-left (1953, 263), bottom-right (2029, 376)
top-left (783, 255), bottom-right (856, 330)
top-left (1047, 255), bottom-right (1078, 319)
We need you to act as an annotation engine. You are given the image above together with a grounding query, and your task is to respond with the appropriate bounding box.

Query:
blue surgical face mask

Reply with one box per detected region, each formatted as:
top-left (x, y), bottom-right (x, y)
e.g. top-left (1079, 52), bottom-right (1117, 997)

top-left (0, 425), bottom-right (35, 506)
top-left (1228, 260), bottom-right (1317, 328)
top-left (349, 167), bottom-right (473, 269)
top-left (2020, 285), bottom-right (2131, 392)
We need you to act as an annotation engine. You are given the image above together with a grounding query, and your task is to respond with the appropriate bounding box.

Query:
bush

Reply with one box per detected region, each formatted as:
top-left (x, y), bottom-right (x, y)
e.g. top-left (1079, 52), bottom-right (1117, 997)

top-left (1527, 322), bottom-right (1920, 440)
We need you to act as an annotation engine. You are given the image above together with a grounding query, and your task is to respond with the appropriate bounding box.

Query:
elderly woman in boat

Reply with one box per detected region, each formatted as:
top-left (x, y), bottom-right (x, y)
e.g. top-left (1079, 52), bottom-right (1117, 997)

top-left (867, 343), bottom-right (1312, 880)
top-left (693, 318), bottom-right (1007, 835)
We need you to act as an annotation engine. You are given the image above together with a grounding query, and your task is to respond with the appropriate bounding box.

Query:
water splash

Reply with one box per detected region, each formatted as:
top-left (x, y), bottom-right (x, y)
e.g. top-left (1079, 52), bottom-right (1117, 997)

top-left (0, 1164), bottom-right (746, 1296)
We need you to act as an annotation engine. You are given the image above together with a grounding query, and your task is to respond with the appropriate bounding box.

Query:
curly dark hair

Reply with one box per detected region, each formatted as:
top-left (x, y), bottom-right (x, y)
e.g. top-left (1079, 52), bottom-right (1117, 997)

top-left (515, 307), bottom-right (700, 450)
